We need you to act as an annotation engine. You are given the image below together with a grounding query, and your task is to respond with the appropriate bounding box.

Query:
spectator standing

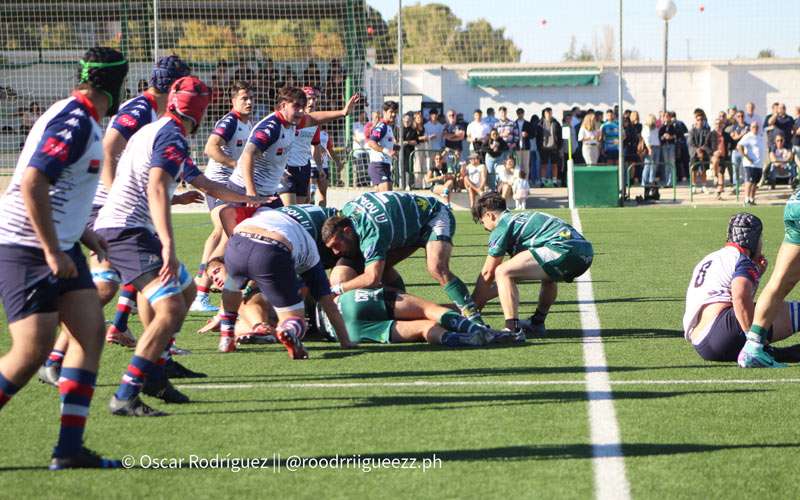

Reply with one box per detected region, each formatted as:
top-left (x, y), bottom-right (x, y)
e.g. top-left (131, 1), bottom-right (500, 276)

top-left (538, 107), bottom-right (562, 186)
top-left (494, 106), bottom-right (518, 159)
top-left (443, 109), bottom-right (466, 162)
top-left (483, 107), bottom-right (498, 129)
top-left (485, 128), bottom-right (508, 189)
top-left (600, 109), bottom-right (620, 164)
top-left (462, 152), bottom-right (487, 209)
top-left (773, 104), bottom-right (794, 148)
top-left (467, 109), bottom-right (490, 160)
top-left (743, 102), bottom-right (761, 128)
top-left (672, 111), bottom-right (690, 182)
top-left (688, 112), bottom-right (713, 194)
top-left (412, 111), bottom-right (429, 180)
top-left (423, 109), bottom-right (444, 171)
top-left (739, 121), bottom-right (765, 205)
top-left (641, 114), bottom-right (661, 187)
top-left (401, 113), bottom-right (420, 189)
top-left (515, 108), bottom-right (531, 179)
top-left (527, 113), bottom-right (542, 187)
top-left (578, 113), bottom-right (602, 165)
top-left (728, 110), bottom-right (749, 190)
top-left (792, 106), bottom-right (800, 164)
top-left (512, 168), bottom-right (530, 210)
top-left (624, 110), bottom-right (643, 183)
top-left (659, 112), bottom-right (679, 186)
top-left (709, 117), bottom-right (731, 199)
top-left (352, 110), bottom-right (369, 181)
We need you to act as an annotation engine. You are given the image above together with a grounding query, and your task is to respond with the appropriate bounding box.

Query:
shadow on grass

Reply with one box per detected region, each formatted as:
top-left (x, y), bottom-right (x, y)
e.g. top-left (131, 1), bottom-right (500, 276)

top-left (172, 388), bottom-right (763, 416)
top-left (3, 441), bottom-right (797, 472)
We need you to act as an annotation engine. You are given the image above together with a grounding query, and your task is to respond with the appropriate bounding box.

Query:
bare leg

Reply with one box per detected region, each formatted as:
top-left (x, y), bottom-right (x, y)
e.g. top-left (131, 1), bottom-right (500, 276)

top-left (494, 251), bottom-right (551, 320)
top-left (752, 243), bottom-right (800, 331)
top-left (390, 320), bottom-right (444, 344)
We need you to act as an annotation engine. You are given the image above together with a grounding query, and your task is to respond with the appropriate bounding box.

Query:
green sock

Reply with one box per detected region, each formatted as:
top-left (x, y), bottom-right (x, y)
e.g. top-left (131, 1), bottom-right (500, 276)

top-left (443, 278), bottom-right (474, 311)
top-left (747, 324), bottom-right (768, 344)
top-left (439, 311), bottom-right (484, 334)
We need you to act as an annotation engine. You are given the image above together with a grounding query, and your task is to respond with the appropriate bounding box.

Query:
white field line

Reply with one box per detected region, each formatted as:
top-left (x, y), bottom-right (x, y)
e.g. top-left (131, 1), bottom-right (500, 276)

top-left (571, 208), bottom-right (632, 500)
top-left (175, 378), bottom-right (800, 391)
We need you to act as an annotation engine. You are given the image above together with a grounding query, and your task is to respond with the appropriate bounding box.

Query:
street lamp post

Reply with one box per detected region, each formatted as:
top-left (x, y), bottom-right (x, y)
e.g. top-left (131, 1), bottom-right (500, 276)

top-left (656, 0), bottom-right (677, 113)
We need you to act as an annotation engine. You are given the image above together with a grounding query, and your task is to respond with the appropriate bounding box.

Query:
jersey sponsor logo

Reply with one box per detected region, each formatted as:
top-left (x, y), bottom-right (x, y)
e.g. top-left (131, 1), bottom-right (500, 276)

top-left (117, 114), bottom-right (138, 129)
top-left (163, 144), bottom-right (187, 164)
top-left (276, 148), bottom-right (284, 156)
top-left (254, 130), bottom-right (270, 144)
top-left (88, 159), bottom-right (100, 174)
top-left (236, 139), bottom-right (243, 147)
top-left (415, 197), bottom-right (430, 212)
top-left (41, 137), bottom-right (69, 162)
top-left (359, 199), bottom-right (389, 223)
top-left (214, 127), bottom-right (227, 136)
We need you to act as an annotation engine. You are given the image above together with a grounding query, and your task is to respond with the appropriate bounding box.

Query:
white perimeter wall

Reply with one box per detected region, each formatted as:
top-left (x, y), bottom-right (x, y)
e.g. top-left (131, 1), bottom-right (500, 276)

top-left (368, 59), bottom-right (800, 121)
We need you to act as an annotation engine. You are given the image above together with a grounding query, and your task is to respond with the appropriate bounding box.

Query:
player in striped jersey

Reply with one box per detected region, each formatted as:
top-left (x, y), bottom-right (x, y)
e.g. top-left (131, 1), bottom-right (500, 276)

top-left (366, 101), bottom-right (399, 191)
top-left (190, 80), bottom-right (254, 314)
top-left (321, 192), bottom-right (483, 324)
top-left (309, 125), bottom-right (340, 207)
top-left (471, 192), bottom-right (594, 336)
top-left (0, 47), bottom-right (127, 469)
top-left (95, 77), bottom-right (269, 417)
top-left (278, 86), bottom-right (322, 206)
top-left (227, 86), bottom-right (359, 209)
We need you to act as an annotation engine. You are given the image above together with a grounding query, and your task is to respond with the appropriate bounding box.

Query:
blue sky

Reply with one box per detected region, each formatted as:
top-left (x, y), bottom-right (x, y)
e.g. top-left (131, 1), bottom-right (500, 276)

top-left (367, 0), bottom-right (800, 62)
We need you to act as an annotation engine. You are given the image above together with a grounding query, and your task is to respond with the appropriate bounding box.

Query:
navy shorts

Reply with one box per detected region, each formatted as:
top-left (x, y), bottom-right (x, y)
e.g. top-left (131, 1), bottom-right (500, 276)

top-left (206, 194), bottom-right (224, 211)
top-left (310, 166), bottom-right (329, 180)
top-left (96, 227), bottom-right (165, 287)
top-left (278, 163), bottom-right (311, 197)
top-left (0, 243), bottom-right (94, 323)
top-left (743, 167), bottom-right (762, 184)
top-left (225, 233), bottom-right (302, 311)
top-left (694, 307), bottom-right (773, 362)
top-left (368, 162), bottom-right (392, 186)
top-left (223, 182), bottom-right (283, 209)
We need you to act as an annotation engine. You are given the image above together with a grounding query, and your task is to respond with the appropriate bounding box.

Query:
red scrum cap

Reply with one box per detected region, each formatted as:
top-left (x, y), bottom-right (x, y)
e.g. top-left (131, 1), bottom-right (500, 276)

top-left (168, 76), bottom-right (210, 134)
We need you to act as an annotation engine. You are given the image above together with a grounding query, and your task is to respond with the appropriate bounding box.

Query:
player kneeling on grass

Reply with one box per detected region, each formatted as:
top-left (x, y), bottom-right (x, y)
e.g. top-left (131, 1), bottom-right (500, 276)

top-left (471, 192), bottom-right (594, 336)
top-left (209, 207), bottom-right (353, 357)
top-left (318, 287), bottom-right (523, 347)
top-left (684, 213), bottom-right (800, 366)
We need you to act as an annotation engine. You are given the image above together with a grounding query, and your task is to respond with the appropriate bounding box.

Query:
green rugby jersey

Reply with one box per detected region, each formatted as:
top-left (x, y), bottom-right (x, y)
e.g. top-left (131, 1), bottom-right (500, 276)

top-left (277, 204), bottom-right (338, 241)
top-left (487, 210), bottom-right (585, 257)
top-left (342, 192), bottom-right (443, 264)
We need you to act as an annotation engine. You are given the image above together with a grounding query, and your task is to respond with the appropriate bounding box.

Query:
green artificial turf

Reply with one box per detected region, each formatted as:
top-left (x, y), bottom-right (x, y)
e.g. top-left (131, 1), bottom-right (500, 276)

top-left (1, 208), bottom-right (798, 499)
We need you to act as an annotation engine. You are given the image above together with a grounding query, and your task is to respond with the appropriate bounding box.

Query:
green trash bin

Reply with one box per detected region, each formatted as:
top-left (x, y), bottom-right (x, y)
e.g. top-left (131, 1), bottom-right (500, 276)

top-left (573, 165), bottom-right (619, 207)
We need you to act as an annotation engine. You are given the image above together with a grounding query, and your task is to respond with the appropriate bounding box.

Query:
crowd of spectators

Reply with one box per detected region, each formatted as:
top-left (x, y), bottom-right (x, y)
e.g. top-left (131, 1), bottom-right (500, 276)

top-left (350, 100), bottom-right (800, 207)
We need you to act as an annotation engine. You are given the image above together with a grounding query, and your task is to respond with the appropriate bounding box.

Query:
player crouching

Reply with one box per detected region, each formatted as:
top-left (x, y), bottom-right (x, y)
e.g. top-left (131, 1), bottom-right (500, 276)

top-left (208, 207), bottom-right (353, 357)
top-left (684, 213), bottom-right (800, 366)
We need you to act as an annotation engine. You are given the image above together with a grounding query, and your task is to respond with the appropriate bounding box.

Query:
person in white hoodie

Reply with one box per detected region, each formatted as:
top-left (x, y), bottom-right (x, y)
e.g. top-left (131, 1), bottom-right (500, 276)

top-left (738, 121), bottom-right (765, 206)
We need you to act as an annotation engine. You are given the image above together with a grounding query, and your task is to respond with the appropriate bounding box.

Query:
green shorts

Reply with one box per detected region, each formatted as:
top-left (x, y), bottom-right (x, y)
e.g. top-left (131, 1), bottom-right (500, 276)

top-left (529, 239), bottom-right (594, 282)
top-left (338, 288), bottom-right (397, 344)
top-left (783, 200), bottom-right (800, 245)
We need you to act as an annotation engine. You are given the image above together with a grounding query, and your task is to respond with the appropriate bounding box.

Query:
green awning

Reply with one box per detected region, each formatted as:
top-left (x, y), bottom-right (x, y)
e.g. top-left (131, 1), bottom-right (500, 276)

top-left (467, 69), bottom-right (600, 88)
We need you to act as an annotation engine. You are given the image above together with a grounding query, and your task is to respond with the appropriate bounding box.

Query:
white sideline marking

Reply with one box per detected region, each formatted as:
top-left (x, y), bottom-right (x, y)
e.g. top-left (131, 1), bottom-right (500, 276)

top-left (571, 208), bottom-right (632, 500)
top-left (176, 378), bottom-right (800, 391)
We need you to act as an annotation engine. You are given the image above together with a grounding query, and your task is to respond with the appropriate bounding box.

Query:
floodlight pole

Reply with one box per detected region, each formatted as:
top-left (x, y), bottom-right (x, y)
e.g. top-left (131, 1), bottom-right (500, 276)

top-left (397, 0), bottom-right (405, 190)
top-left (618, 0), bottom-right (625, 205)
top-left (661, 20), bottom-right (669, 112)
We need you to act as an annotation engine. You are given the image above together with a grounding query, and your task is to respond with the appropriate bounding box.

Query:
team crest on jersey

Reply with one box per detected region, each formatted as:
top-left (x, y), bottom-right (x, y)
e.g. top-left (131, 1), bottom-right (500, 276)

top-left (117, 114), bottom-right (137, 129)
top-left (276, 148), bottom-right (284, 155)
top-left (88, 159), bottom-right (100, 174)
top-left (558, 229), bottom-right (572, 240)
top-left (41, 137), bottom-right (69, 162)
top-left (415, 197), bottom-right (430, 212)
top-left (236, 139), bottom-right (243, 147)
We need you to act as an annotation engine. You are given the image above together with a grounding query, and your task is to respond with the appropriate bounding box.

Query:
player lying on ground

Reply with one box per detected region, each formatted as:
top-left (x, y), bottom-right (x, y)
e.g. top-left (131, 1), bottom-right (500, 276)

top-left (684, 212), bottom-right (800, 364)
top-left (471, 192), bottom-right (594, 335)
top-left (190, 79), bottom-right (254, 313)
top-left (197, 274), bottom-right (278, 344)
top-left (0, 47), bottom-right (128, 469)
top-left (321, 268), bottom-right (523, 347)
top-left (740, 186), bottom-right (800, 367)
top-left (95, 76), bottom-right (271, 417)
top-left (321, 191), bottom-right (482, 322)
top-left (209, 207), bottom-right (353, 357)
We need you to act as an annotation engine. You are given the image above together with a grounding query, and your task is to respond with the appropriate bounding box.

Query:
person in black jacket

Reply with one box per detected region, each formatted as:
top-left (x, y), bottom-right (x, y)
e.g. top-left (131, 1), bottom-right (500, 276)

top-left (538, 107), bottom-right (563, 187)
top-left (688, 112), bottom-right (713, 193)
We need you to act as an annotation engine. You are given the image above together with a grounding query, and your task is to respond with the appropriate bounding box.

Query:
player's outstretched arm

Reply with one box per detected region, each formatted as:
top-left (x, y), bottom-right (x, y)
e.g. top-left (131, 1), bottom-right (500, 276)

top-left (318, 295), bottom-right (354, 348)
top-left (472, 255), bottom-right (504, 309)
top-left (189, 174), bottom-right (269, 206)
top-left (306, 93), bottom-right (361, 127)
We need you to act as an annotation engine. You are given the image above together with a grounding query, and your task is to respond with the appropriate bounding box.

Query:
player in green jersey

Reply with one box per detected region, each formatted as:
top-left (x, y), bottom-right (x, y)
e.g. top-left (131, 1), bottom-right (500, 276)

top-left (318, 286), bottom-right (523, 347)
top-left (470, 192), bottom-right (593, 335)
top-left (320, 192), bottom-right (482, 322)
top-left (740, 190), bottom-right (800, 367)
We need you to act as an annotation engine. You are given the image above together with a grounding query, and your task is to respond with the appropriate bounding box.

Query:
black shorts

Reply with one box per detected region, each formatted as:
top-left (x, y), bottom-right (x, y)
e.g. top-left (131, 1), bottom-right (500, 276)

top-left (278, 163), bottom-right (312, 197)
top-left (224, 233), bottom-right (302, 310)
top-left (206, 194), bottom-right (225, 211)
top-left (0, 243), bottom-right (94, 323)
top-left (743, 167), bottom-right (762, 184)
top-left (96, 227), bottom-right (164, 286)
top-left (368, 162), bottom-right (392, 186)
top-left (540, 148), bottom-right (560, 165)
top-left (694, 307), bottom-right (773, 362)
top-left (310, 166), bottom-right (329, 180)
